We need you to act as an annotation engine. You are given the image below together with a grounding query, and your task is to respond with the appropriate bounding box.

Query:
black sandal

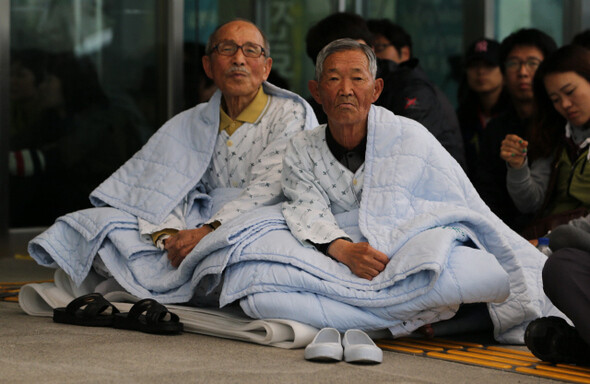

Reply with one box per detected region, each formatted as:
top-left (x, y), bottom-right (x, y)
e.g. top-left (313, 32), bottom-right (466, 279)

top-left (53, 293), bottom-right (119, 327)
top-left (112, 299), bottom-right (183, 335)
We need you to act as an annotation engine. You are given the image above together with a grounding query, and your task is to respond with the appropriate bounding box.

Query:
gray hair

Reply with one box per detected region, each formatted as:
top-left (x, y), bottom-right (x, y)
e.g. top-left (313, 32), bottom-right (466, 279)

top-left (205, 19), bottom-right (270, 57)
top-left (314, 38), bottom-right (377, 81)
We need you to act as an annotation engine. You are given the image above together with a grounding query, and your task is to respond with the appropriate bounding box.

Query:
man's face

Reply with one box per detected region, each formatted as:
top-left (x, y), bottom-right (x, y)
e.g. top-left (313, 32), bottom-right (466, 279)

top-left (503, 45), bottom-right (544, 102)
top-left (202, 21), bottom-right (272, 100)
top-left (466, 60), bottom-right (503, 94)
top-left (373, 34), bottom-right (409, 63)
top-left (309, 49), bottom-right (383, 128)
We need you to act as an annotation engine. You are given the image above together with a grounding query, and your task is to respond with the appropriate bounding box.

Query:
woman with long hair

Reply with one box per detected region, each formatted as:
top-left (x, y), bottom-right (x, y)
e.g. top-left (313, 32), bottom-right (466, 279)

top-left (503, 44), bottom-right (590, 225)
top-left (507, 44), bottom-right (590, 365)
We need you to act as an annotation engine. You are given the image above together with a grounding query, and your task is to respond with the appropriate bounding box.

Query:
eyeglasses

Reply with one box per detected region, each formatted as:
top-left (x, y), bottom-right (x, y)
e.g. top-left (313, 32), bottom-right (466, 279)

top-left (373, 43), bottom-right (392, 53)
top-left (211, 41), bottom-right (266, 58)
top-left (504, 58), bottom-right (541, 72)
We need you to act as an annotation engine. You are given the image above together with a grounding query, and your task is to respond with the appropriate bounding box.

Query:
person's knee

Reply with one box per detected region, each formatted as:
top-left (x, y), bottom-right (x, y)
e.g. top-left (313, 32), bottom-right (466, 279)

top-left (542, 249), bottom-right (572, 298)
top-left (549, 225), bottom-right (581, 251)
top-left (542, 248), bottom-right (586, 298)
top-left (547, 225), bottom-right (569, 251)
top-left (542, 256), bottom-right (557, 299)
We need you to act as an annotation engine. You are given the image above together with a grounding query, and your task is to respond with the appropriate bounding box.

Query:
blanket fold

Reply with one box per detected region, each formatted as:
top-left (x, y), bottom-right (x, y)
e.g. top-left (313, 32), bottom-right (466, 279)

top-left (18, 268), bottom-right (317, 349)
top-left (88, 82), bottom-right (318, 225)
top-left (27, 105), bottom-right (563, 344)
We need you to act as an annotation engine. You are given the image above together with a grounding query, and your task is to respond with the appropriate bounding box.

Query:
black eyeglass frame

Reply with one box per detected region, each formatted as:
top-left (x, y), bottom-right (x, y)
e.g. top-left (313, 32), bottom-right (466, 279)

top-left (210, 41), bottom-right (267, 58)
top-left (504, 58), bottom-right (542, 72)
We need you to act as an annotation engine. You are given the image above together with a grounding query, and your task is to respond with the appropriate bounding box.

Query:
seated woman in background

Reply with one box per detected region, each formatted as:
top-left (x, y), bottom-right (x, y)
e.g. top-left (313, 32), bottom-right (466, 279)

top-left (520, 46), bottom-right (590, 365)
top-left (504, 44), bottom-right (590, 365)
top-left (501, 45), bottom-right (590, 239)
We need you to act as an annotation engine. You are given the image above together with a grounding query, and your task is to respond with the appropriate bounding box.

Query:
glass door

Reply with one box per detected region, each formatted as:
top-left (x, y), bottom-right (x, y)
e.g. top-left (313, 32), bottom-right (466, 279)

top-left (8, 0), bottom-right (169, 227)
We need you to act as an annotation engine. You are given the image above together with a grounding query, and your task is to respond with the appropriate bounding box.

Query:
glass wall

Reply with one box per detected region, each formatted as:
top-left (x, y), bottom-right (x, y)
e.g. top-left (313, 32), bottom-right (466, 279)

top-left (9, 0), bottom-right (160, 227)
top-left (365, 0), bottom-right (463, 107)
top-left (2, 0), bottom-right (584, 231)
top-left (186, 0), bottom-right (334, 100)
top-left (495, 0), bottom-right (563, 45)
top-left (185, 0), bottom-right (464, 102)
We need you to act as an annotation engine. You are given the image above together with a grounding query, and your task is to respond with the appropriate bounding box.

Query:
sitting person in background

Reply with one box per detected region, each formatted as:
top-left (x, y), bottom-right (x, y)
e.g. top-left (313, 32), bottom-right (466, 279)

top-left (572, 29), bottom-right (590, 50)
top-left (526, 230), bottom-right (590, 365)
top-left (503, 45), bottom-right (590, 239)
top-left (474, 28), bottom-right (557, 232)
top-left (366, 18), bottom-right (411, 64)
top-left (544, 214), bottom-right (590, 254)
top-left (521, 46), bottom-right (590, 365)
top-left (456, 38), bottom-right (510, 181)
top-left (366, 18), bottom-right (466, 169)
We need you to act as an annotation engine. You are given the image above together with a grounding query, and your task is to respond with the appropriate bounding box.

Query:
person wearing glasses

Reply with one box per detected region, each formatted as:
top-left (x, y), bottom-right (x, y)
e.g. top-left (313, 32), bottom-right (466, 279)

top-left (366, 19), bottom-right (411, 64)
top-left (29, 19), bottom-right (317, 300)
top-left (474, 28), bottom-right (557, 233)
top-left (140, 19), bottom-right (317, 268)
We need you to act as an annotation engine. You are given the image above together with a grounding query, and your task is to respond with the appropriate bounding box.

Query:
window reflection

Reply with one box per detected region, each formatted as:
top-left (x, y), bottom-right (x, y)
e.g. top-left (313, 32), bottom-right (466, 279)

top-left (9, 0), bottom-right (158, 227)
top-left (9, 49), bottom-right (150, 226)
top-left (6, 0), bottom-right (568, 229)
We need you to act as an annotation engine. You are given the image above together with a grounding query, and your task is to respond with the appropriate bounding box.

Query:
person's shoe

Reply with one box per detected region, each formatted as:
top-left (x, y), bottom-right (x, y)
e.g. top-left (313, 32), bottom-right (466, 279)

top-left (342, 329), bottom-right (382, 364)
top-left (525, 316), bottom-right (590, 365)
top-left (304, 327), bottom-right (343, 362)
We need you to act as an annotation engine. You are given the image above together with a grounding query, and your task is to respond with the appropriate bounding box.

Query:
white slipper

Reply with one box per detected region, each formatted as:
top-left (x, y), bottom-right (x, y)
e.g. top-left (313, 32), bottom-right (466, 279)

top-left (342, 329), bottom-right (383, 364)
top-left (304, 327), bottom-right (343, 362)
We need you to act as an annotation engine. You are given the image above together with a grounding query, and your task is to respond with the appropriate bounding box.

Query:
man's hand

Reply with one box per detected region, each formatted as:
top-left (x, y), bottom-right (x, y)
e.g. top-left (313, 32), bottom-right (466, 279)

top-left (164, 226), bottom-right (213, 268)
top-left (327, 239), bottom-right (389, 280)
top-left (500, 134), bottom-right (528, 169)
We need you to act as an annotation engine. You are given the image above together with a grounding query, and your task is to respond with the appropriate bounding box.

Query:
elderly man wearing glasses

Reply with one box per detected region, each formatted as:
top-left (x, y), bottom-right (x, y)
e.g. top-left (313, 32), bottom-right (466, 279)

top-left (138, 19), bottom-right (317, 267)
top-left (29, 19), bottom-right (317, 301)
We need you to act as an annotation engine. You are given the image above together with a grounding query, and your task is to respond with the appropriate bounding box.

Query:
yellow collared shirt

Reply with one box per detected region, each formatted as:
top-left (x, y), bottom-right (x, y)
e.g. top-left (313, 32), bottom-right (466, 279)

top-left (219, 86), bottom-right (269, 136)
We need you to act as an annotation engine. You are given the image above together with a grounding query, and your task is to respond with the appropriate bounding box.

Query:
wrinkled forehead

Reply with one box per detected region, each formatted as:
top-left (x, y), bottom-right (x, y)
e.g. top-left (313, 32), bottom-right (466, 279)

top-left (325, 49), bottom-right (369, 69)
top-left (214, 21), bottom-right (264, 45)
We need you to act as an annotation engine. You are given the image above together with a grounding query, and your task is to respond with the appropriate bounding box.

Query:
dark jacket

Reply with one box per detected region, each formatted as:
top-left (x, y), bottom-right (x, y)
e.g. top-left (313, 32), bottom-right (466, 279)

top-left (457, 90), bottom-right (511, 180)
top-left (376, 58), bottom-right (465, 169)
top-left (474, 105), bottom-right (533, 231)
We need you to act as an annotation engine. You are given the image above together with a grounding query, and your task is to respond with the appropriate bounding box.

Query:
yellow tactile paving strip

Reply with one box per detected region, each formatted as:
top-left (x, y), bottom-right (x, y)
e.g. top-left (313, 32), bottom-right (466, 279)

top-left (0, 280), bottom-right (53, 302)
top-left (377, 337), bottom-right (590, 383)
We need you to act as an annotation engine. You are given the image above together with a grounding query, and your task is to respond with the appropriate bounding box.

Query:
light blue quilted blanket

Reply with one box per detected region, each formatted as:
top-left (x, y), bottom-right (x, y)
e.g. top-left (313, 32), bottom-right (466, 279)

top-left (217, 107), bottom-right (562, 343)
top-left (28, 105), bottom-right (561, 344)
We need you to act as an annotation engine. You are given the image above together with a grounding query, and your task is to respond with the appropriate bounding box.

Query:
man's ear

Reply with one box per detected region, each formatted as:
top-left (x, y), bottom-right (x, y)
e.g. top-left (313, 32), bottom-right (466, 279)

top-left (308, 79), bottom-right (322, 104)
top-left (262, 57), bottom-right (273, 81)
top-left (400, 46), bottom-right (411, 62)
top-left (372, 78), bottom-right (384, 102)
top-left (202, 55), bottom-right (213, 79)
